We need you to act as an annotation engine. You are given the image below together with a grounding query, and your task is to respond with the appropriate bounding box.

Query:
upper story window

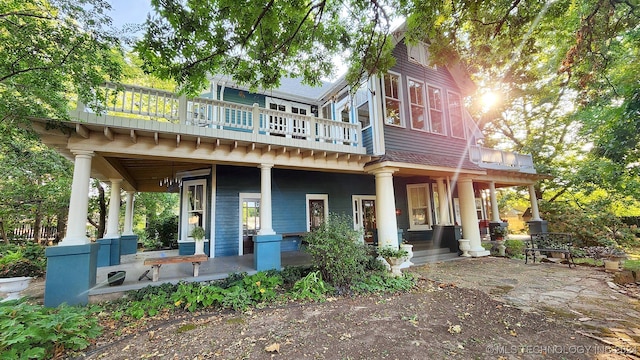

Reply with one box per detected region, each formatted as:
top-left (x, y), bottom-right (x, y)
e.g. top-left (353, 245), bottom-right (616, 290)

top-left (448, 91), bottom-right (465, 139)
top-left (383, 73), bottom-right (403, 126)
top-left (354, 83), bottom-right (371, 129)
top-left (427, 85), bottom-right (445, 135)
top-left (407, 78), bottom-right (427, 131)
top-left (407, 183), bottom-right (433, 230)
top-left (407, 42), bottom-right (435, 69)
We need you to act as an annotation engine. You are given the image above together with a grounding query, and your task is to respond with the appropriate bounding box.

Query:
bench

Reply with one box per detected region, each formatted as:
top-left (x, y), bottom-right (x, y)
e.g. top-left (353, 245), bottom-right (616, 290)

top-left (143, 254), bottom-right (209, 282)
top-left (525, 233), bottom-right (576, 268)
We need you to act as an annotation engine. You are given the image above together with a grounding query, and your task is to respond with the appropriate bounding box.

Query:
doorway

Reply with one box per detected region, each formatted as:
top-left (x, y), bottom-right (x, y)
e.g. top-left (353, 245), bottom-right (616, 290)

top-left (239, 193), bottom-right (260, 255)
top-left (352, 195), bottom-right (376, 244)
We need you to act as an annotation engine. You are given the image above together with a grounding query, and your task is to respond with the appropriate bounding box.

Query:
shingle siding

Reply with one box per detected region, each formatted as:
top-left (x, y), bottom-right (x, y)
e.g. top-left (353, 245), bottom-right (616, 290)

top-left (382, 40), bottom-right (471, 161)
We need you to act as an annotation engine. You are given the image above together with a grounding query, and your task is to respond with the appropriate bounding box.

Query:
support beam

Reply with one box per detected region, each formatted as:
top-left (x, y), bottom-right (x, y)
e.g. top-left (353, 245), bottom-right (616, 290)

top-left (247, 143), bottom-right (255, 154)
top-left (489, 182), bottom-right (501, 223)
top-left (104, 127), bottom-right (114, 141)
top-left (76, 124), bottom-right (89, 138)
top-left (195, 137), bottom-right (201, 149)
top-left (176, 134), bottom-right (181, 148)
top-left (258, 164), bottom-right (275, 235)
top-left (436, 178), bottom-right (450, 225)
top-left (528, 184), bottom-right (542, 221)
top-left (458, 177), bottom-right (489, 257)
top-left (130, 129), bottom-right (137, 144)
top-left (105, 179), bottom-right (122, 239)
top-left (123, 191), bottom-right (135, 236)
top-left (154, 132), bottom-right (159, 145)
top-left (372, 167), bottom-right (400, 249)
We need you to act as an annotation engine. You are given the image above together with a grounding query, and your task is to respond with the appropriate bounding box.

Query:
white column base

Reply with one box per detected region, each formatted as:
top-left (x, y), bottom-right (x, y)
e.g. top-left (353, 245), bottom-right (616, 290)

top-left (468, 248), bottom-right (491, 257)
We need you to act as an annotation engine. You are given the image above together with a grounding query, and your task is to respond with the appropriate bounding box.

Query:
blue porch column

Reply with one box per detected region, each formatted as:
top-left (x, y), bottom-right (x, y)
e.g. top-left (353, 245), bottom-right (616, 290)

top-left (120, 191), bottom-right (138, 255)
top-left (45, 150), bottom-right (98, 307)
top-left (97, 179), bottom-right (122, 267)
top-left (253, 164), bottom-right (282, 271)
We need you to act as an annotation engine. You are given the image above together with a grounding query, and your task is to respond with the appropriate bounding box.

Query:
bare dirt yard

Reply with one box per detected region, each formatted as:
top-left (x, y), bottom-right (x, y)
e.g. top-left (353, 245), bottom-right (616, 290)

top-left (75, 258), bottom-right (640, 360)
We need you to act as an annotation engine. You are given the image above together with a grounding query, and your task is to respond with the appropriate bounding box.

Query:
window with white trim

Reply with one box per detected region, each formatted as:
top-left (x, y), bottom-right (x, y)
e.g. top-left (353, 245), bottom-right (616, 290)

top-left (306, 194), bottom-right (329, 232)
top-left (383, 73), bottom-right (403, 126)
top-left (427, 85), bottom-right (445, 134)
top-left (407, 42), bottom-right (435, 68)
top-left (407, 78), bottom-right (427, 131)
top-left (407, 184), bottom-right (433, 230)
top-left (448, 91), bottom-right (465, 139)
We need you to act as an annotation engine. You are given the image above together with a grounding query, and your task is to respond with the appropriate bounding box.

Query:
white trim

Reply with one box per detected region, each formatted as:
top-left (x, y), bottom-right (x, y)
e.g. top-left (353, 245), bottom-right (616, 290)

top-left (381, 71), bottom-right (404, 127)
top-left (352, 195), bottom-right (376, 243)
top-left (209, 165), bottom-right (216, 257)
top-left (406, 41), bottom-right (436, 69)
top-left (305, 194), bottom-right (329, 232)
top-left (447, 90), bottom-right (466, 140)
top-left (370, 75), bottom-right (386, 155)
top-left (239, 192), bottom-right (261, 256)
top-left (406, 76), bottom-right (429, 132)
top-left (180, 178), bottom-right (207, 243)
top-left (177, 168), bottom-right (211, 179)
top-left (426, 84), bottom-right (446, 135)
top-left (406, 183), bottom-right (433, 231)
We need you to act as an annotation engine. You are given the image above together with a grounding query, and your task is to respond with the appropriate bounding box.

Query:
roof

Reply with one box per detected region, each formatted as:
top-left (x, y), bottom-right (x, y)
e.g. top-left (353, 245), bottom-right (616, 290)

top-left (369, 150), bottom-right (485, 172)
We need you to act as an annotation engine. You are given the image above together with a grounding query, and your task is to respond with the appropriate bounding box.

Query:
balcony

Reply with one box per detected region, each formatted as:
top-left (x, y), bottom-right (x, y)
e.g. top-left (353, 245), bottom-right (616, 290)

top-left (70, 82), bottom-right (365, 154)
top-left (469, 146), bottom-right (536, 174)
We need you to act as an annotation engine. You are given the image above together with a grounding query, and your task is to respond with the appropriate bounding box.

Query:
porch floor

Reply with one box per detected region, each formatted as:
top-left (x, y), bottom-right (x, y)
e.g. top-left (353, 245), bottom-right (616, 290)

top-left (90, 242), bottom-right (458, 299)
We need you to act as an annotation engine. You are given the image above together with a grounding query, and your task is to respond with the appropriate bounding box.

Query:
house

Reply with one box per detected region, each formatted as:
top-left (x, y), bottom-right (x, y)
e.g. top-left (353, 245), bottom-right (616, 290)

top-left (33, 30), bottom-right (548, 307)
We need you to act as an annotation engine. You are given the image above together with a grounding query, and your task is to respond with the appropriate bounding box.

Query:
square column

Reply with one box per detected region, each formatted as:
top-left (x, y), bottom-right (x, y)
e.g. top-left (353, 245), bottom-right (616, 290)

top-left (457, 177), bottom-right (489, 257)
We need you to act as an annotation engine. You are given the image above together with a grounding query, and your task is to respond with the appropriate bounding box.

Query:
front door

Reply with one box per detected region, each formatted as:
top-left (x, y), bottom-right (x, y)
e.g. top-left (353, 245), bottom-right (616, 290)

top-left (353, 195), bottom-right (376, 244)
top-left (239, 193), bottom-right (260, 255)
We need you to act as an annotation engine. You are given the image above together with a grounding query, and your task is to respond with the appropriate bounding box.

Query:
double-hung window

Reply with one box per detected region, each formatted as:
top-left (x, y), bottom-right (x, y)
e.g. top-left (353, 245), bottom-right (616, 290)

top-left (383, 73), bottom-right (403, 126)
top-left (408, 78), bottom-right (427, 131)
top-left (427, 85), bottom-right (444, 134)
top-left (448, 91), bottom-right (465, 139)
top-left (407, 184), bottom-right (433, 230)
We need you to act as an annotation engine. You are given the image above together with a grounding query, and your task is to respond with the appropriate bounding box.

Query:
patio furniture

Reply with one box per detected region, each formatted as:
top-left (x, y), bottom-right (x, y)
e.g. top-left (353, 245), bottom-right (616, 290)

top-left (525, 233), bottom-right (575, 268)
top-left (143, 254), bottom-right (208, 282)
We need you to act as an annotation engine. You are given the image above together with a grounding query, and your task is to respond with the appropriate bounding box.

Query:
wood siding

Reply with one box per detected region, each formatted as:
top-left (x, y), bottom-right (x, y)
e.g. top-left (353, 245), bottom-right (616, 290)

top-left (214, 165), bottom-right (376, 257)
top-left (382, 41), bottom-right (472, 160)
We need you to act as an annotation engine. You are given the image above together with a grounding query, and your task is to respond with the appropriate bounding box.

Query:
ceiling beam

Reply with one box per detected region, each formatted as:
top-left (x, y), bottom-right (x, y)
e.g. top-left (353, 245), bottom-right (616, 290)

top-left (75, 124), bottom-right (89, 138)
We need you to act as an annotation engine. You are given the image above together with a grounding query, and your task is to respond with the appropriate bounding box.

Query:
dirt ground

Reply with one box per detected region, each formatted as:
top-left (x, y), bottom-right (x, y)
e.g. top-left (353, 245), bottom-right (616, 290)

top-left (73, 258), bottom-right (640, 360)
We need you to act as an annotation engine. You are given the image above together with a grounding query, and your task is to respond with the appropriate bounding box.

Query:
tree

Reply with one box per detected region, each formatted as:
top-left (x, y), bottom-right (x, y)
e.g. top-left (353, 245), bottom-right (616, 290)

top-left (0, 0), bottom-right (124, 126)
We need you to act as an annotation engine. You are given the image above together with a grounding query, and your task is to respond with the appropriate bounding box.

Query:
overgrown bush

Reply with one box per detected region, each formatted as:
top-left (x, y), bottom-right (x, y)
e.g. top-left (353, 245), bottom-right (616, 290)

top-left (303, 213), bottom-right (369, 290)
top-left (0, 243), bottom-right (46, 278)
top-left (504, 239), bottom-right (525, 258)
top-left (289, 270), bottom-right (333, 301)
top-left (352, 273), bottom-right (416, 294)
top-left (145, 215), bottom-right (178, 249)
top-left (0, 300), bottom-right (102, 359)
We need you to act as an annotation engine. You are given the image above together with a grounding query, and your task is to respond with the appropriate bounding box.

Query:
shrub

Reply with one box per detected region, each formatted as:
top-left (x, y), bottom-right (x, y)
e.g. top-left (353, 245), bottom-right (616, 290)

top-left (0, 259), bottom-right (45, 278)
top-left (145, 215), bottom-right (178, 249)
top-left (288, 270), bottom-right (333, 301)
top-left (303, 213), bottom-right (368, 290)
top-left (0, 300), bottom-right (102, 359)
top-left (504, 239), bottom-right (525, 258)
top-left (279, 265), bottom-right (314, 287)
top-left (352, 273), bottom-right (416, 294)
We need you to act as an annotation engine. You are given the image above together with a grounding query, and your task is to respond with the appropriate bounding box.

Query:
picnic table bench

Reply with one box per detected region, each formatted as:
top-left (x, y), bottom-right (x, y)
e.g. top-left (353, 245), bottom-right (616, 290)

top-left (143, 254), bottom-right (208, 282)
top-left (525, 232), bottom-right (576, 268)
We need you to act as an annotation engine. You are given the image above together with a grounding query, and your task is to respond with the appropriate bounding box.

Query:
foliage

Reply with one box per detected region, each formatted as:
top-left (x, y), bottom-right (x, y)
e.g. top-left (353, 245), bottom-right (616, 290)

top-left (171, 282), bottom-right (224, 312)
top-left (0, 300), bottom-right (102, 359)
top-left (581, 246), bottom-right (627, 261)
top-left (303, 213), bottom-right (369, 290)
top-left (135, 0), bottom-right (396, 94)
top-left (279, 266), bottom-right (314, 287)
top-left (191, 226), bottom-right (205, 241)
top-left (0, 243), bottom-right (46, 277)
top-left (0, 0), bottom-right (123, 125)
top-left (377, 246), bottom-right (408, 260)
top-left (121, 283), bottom-right (177, 319)
top-left (503, 239), bottom-right (525, 258)
top-left (352, 273), bottom-right (416, 294)
top-left (288, 271), bottom-right (333, 302)
top-left (491, 226), bottom-right (507, 237)
top-left (145, 215), bottom-right (179, 249)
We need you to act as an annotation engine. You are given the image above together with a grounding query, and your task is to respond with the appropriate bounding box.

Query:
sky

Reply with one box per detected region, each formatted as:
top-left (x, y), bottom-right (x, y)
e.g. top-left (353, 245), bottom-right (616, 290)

top-left (109, 0), bottom-right (152, 31)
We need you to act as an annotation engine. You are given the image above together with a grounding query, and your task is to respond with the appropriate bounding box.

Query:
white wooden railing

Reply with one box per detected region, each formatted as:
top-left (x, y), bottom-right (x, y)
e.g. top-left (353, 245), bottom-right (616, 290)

top-left (80, 82), bottom-right (361, 147)
top-left (469, 146), bottom-right (536, 173)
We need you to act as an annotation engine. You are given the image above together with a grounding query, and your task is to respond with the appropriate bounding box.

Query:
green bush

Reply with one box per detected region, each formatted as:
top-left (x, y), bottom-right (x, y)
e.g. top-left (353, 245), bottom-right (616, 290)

top-left (145, 215), bottom-right (178, 249)
top-left (504, 239), bottom-right (525, 258)
top-left (0, 243), bottom-right (47, 278)
top-left (289, 270), bottom-right (333, 301)
top-left (0, 300), bottom-right (102, 359)
top-left (352, 273), bottom-right (416, 294)
top-left (0, 259), bottom-right (45, 278)
top-left (303, 213), bottom-right (368, 290)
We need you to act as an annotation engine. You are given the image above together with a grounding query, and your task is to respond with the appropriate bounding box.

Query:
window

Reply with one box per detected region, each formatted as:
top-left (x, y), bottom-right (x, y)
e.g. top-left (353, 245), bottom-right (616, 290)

top-left (383, 73), bottom-right (403, 126)
top-left (407, 184), bottom-right (433, 230)
top-left (407, 42), bottom-right (434, 68)
top-left (427, 85), bottom-right (444, 134)
top-left (448, 91), bottom-right (465, 139)
top-left (407, 78), bottom-right (427, 131)
top-left (182, 179), bottom-right (207, 240)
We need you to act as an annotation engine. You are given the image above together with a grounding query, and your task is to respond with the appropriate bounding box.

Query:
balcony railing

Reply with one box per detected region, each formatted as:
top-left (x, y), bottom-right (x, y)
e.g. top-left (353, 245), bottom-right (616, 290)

top-left (76, 82), bottom-right (361, 148)
top-left (469, 146), bottom-right (536, 173)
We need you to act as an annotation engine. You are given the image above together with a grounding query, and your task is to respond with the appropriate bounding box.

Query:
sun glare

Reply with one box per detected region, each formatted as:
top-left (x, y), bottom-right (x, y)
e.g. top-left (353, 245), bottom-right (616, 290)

top-left (481, 91), bottom-right (499, 110)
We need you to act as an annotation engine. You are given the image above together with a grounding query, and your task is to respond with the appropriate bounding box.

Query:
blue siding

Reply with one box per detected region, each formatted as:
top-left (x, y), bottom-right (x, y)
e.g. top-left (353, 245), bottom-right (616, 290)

top-left (362, 126), bottom-right (374, 155)
top-left (214, 166), bottom-right (376, 257)
top-left (382, 40), bottom-right (470, 160)
top-left (219, 87), bottom-right (266, 107)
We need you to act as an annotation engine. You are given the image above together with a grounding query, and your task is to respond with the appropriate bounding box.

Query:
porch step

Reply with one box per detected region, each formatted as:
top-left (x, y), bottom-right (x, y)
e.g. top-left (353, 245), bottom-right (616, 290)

top-left (410, 248), bottom-right (461, 266)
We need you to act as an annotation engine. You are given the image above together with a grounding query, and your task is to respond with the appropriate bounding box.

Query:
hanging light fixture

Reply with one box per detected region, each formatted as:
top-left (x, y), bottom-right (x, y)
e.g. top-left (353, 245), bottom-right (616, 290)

top-left (159, 162), bottom-right (182, 188)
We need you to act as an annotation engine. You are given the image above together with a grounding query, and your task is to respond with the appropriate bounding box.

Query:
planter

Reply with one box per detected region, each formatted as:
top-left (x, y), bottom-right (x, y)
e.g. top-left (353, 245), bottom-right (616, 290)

top-left (458, 239), bottom-right (471, 257)
top-left (399, 243), bottom-right (414, 269)
top-left (385, 257), bottom-right (404, 277)
top-left (0, 276), bottom-right (32, 302)
top-left (107, 271), bottom-right (126, 286)
top-left (194, 239), bottom-right (205, 255)
top-left (549, 252), bottom-right (565, 259)
top-left (495, 240), bottom-right (506, 257)
top-left (603, 259), bottom-right (620, 272)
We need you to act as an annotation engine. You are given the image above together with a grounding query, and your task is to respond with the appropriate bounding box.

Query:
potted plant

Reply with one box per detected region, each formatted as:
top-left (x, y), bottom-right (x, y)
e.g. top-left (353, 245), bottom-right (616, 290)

top-left (491, 226), bottom-right (507, 241)
top-left (377, 246), bottom-right (408, 277)
top-left (0, 249), bottom-right (41, 302)
top-left (603, 246), bottom-right (626, 272)
top-left (191, 226), bottom-right (206, 255)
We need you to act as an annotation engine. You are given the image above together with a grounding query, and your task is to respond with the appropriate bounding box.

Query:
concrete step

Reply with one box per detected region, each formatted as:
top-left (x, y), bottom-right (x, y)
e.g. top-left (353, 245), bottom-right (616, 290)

top-left (411, 247), bottom-right (452, 257)
top-left (410, 250), bottom-right (461, 266)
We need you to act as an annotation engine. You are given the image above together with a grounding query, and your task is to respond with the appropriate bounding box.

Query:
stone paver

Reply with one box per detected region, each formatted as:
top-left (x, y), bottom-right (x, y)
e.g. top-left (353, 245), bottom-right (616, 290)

top-left (419, 257), bottom-right (640, 356)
